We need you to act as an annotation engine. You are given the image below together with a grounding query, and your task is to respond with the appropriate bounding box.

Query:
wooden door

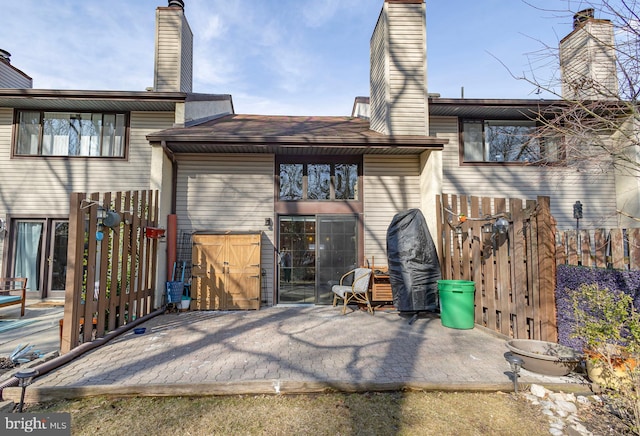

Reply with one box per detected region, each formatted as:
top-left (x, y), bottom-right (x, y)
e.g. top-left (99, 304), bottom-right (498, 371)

top-left (226, 234), bottom-right (261, 309)
top-left (192, 234), bottom-right (225, 310)
top-left (192, 233), bottom-right (261, 310)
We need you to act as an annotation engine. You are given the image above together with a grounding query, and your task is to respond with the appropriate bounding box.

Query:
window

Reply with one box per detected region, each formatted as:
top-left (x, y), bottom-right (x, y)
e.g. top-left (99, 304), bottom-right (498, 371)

top-left (15, 110), bottom-right (127, 157)
top-left (462, 119), bottom-right (562, 163)
top-left (279, 160), bottom-right (359, 201)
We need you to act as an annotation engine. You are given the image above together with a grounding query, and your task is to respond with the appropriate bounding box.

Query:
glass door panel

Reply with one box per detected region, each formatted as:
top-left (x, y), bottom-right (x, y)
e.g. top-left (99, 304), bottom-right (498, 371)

top-left (47, 220), bottom-right (68, 298)
top-left (278, 215), bottom-right (358, 305)
top-left (316, 215), bottom-right (358, 304)
top-left (279, 216), bottom-right (316, 303)
top-left (12, 220), bottom-right (44, 296)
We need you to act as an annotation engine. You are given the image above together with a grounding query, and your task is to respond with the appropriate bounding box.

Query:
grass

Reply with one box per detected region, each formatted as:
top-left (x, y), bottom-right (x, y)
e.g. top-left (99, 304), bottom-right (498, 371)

top-left (26, 391), bottom-right (552, 435)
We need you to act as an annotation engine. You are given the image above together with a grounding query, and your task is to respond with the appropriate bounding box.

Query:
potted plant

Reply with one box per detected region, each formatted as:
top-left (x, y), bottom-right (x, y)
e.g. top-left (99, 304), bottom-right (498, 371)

top-left (570, 283), bottom-right (640, 431)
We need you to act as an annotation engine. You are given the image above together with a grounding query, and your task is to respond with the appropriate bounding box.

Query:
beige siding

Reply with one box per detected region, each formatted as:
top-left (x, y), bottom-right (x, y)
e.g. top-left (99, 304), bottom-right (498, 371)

top-left (155, 8), bottom-right (192, 93)
top-left (387, 2), bottom-right (427, 135)
top-left (560, 20), bottom-right (618, 100)
top-left (0, 111), bottom-right (174, 215)
top-left (431, 116), bottom-right (619, 230)
top-left (180, 17), bottom-right (193, 93)
top-left (369, 2), bottom-right (427, 136)
top-left (175, 154), bottom-right (276, 306)
top-left (363, 155), bottom-right (421, 267)
top-left (0, 109), bottom-right (174, 274)
top-left (0, 62), bottom-right (32, 88)
top-left (370, 9), bottom-right (388, 135)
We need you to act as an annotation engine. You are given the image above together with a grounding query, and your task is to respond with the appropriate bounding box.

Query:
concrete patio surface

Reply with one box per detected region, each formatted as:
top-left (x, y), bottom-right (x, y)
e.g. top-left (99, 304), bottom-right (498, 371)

top-left (2, 305), bottom-right (590, 403)
top-left (0, 301), bottom-right (63, 359)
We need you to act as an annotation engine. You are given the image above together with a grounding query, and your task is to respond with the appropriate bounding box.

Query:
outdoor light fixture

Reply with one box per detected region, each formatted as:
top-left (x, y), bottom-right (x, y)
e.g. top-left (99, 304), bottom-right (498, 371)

top-left (482, 223), bottom-right (494, 233)
top-left (15, 368), bottom-right (38, 412)
top-left (454, 226), bottom-right (464, 235)
top-left (505, 353), bottom-right (524, 393)
top-left (264, 218), bottom-right (273, 227)
top-left (96, 206), bottom-right (108, 221)
top-left (493, 217), bottom-right (509, 235)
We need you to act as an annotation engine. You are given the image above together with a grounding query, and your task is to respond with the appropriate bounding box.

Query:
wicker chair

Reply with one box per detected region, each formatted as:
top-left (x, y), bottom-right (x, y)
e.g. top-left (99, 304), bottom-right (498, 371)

top-left (331, 268), bottom-right (373, 315)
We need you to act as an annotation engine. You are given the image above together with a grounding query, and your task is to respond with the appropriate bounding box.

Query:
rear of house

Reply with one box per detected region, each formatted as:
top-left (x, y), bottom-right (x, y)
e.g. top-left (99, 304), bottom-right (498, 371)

top-left (0, 0), bottom-right (637, 311)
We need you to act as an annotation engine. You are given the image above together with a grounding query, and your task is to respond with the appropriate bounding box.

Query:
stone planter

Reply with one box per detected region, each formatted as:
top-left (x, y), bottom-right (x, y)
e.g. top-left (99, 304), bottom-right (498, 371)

top-left (506, 339), bottom-right (582, 376)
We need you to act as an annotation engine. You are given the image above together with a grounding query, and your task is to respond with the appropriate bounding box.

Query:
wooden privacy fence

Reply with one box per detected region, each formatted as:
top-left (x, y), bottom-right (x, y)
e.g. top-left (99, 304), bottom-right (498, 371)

top-left (436, 194), bottom-right (557, 342)
top-left (556, 228), bottom-right (640, 269)
top-left (60, 190), bottom-right (160, 353)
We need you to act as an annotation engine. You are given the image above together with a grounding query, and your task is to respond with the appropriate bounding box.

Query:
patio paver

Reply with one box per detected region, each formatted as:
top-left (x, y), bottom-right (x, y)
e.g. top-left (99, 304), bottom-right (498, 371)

top-left (3, 306), bottom-right (589, 402)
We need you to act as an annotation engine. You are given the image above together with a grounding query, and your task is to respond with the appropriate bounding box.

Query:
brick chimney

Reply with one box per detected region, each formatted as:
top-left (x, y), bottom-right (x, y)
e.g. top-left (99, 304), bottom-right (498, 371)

top-left (154, 0), bottom-right (193, 92)
top-left (370, 0), bottom-right (428, 136)
top-left (559, 8), bottom-right (619, 100)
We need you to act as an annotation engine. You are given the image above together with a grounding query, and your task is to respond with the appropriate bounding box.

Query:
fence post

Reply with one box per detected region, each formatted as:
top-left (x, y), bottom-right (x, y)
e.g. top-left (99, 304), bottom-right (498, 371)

top-left (61, 193), bottom-right (85, 353)
top-left (536, 196), bottom-right (558, 342)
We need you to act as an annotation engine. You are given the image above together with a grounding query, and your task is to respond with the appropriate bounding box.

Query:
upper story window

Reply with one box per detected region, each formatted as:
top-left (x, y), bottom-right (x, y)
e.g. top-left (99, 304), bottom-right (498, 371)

top-left (462, 119), bottom-right (562, 164)
top-left (15, 110), bottom-right (127, 157)
top-left (278, 158), bottom-right (360, 201)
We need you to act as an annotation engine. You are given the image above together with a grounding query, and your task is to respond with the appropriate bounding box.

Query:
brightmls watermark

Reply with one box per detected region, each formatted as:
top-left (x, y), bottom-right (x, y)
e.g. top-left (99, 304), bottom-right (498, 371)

top-left (1, 413), bottom-right (70, 435)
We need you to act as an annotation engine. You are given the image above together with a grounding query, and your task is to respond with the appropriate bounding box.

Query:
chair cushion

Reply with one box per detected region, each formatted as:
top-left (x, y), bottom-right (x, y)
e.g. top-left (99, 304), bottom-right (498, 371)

top-left (331, 285), bottom-right (351, 298)
top-left (0, 295), bottom-right (21, 304)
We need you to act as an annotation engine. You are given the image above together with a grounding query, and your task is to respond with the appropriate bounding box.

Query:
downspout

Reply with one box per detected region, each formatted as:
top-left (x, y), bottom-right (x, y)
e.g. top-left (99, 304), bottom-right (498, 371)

top-left (160, 139), bottom-right (179, 281)
top-left (0, 308), bottom-right (164, 400)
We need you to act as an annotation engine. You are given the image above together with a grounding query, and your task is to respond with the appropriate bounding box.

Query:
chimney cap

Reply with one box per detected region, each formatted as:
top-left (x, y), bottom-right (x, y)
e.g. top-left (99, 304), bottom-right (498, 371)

top-left (573, 8), bottom-right (595, 28)
top-left (168, 0), bottom-right (184, 8)
top-left (0, 49), bottom-right (10, 63)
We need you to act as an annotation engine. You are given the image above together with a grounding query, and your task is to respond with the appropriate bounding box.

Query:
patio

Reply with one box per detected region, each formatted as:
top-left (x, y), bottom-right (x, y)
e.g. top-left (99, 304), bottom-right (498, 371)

top-left (3, 306), bottom-right (588, 403)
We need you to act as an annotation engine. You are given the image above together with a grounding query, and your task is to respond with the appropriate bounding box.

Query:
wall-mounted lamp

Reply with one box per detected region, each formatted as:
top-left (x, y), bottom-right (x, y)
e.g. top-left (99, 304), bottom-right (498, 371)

top-left (454, 226), bottom-right (463, 235)
top-left (481, 217), bottom-right (510, 235)
top-left (0, 217), bottom-right (5, 234)
top-left (264, 218), bottom-right (273, 227)
top-left (95, 207), bottom-right (121, 241)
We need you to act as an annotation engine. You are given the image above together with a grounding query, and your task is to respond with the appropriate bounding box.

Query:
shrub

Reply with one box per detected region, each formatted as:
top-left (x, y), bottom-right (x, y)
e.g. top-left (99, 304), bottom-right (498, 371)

top-left (555, 265), bottom-right (640, 350)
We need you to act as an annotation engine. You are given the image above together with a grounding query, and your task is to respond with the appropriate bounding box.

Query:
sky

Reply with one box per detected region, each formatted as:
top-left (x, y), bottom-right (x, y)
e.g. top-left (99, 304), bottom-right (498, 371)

top-left (0, 0), bottom-right (614, 116)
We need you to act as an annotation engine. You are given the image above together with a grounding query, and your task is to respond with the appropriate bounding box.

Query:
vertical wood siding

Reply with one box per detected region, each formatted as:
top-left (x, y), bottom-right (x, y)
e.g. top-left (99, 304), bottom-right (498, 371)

top-left (175, 154), bottom-right (276, 306)
top-left (363, 155), bottom-right (421, 266)
top-left (431, 116), bottom-right (619, 230)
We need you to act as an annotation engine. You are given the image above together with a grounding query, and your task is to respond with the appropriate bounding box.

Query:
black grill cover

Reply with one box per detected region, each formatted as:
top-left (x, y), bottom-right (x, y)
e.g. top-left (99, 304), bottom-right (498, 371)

top-left (386, 209), bottom-right (441, 311)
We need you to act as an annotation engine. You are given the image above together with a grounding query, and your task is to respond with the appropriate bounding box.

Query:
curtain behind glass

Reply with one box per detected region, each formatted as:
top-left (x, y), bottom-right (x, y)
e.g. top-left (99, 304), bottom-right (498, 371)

top-left (14, 222), bottom-right (43, 291)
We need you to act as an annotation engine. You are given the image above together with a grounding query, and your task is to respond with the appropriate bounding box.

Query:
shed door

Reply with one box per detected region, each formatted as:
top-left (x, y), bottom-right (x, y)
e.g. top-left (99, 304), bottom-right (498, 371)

top-left (192, 233), bottom-right (261, 310)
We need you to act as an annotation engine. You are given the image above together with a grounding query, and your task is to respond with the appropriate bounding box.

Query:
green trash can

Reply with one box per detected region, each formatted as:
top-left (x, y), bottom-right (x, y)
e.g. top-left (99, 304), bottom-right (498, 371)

top-left (437, 280), bottom-right (475, 329)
